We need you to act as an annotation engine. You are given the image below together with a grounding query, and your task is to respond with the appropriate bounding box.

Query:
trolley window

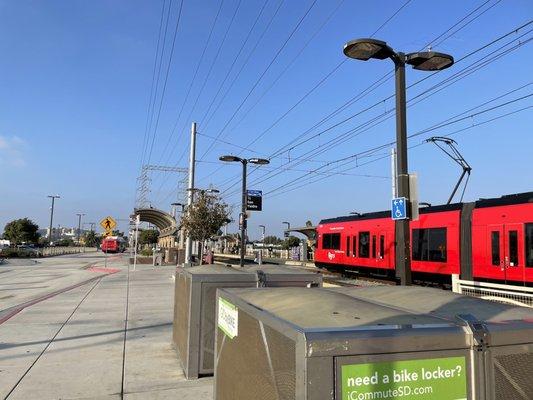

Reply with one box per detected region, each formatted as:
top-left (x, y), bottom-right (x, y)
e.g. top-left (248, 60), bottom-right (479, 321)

top-left (359, 232), bottom-right (370, 258)
top-left (380, 235), bottom-right (385, 258)
top-left (322, 233), bottom-right (341, 250)
top-left (491, 231), bottom-right (500, 266)
top-left (352, 236), bottom-right (357, 257)
top-left (526, 224), bottom-right (533, 268)
top-left (508, 231), bottom-right (519, 266)
top-left (412, 227), bottom-right (447, 262)
top-left (372, 235), bottom-right (377, 259)
top-left (346, 236), bottom-right (350, 257)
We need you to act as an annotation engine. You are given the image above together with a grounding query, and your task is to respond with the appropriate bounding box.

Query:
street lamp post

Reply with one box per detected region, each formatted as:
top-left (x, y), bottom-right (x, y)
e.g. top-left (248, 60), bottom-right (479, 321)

top-left (47, 195), bottom-right (60, 243)
top-left (76, 213), bottom-right (85, 244)
top-left (220, 155), bottom-right (270, 267)
top-left (343, 38), bottom-right (453, 285)
top-left (171, 202), bottom-right (186, 249)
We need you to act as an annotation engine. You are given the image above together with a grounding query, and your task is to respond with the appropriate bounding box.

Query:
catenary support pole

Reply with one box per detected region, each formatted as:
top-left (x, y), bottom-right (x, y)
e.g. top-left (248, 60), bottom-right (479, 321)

top-left (394, 55), bottom-right (412, 286)
top-left (185, 122), bottom-right (197, 266)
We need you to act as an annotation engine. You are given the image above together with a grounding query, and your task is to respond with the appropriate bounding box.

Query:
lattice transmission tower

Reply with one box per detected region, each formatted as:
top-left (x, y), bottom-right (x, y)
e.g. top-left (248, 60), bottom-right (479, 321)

top-left (135, 165), bottom-right (188, 209)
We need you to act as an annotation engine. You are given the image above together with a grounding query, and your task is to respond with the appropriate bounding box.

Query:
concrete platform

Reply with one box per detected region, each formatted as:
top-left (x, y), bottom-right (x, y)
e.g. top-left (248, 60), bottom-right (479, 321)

top-left (0, 254), bottom-right (213, 399)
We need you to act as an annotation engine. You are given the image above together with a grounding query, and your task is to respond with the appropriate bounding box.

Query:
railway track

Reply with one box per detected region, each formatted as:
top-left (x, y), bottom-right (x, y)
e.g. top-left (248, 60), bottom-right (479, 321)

top-left (213, 254), bottom-right (395, 287)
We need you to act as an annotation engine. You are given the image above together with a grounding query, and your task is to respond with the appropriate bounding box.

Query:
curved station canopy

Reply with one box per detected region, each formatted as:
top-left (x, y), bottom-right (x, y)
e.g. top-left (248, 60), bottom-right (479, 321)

top-left (133, 207), bottom-right (177, 238)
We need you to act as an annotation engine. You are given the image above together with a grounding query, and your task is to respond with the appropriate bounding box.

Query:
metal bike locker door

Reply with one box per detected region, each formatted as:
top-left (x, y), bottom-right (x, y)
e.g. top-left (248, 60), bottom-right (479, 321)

top-left (214, 287), bottom-right (473, 400)
top-left (172, 265), bottom-right (258, 379)
top-left (332, 285), bottom-right (533, 399)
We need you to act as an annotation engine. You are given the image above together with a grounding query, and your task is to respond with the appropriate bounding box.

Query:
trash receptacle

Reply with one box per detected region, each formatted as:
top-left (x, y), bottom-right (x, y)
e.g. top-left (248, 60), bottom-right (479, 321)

top-left (173, 264), bottom-right (322, 379)
top-left (214, 287), bottom-right (474, 400)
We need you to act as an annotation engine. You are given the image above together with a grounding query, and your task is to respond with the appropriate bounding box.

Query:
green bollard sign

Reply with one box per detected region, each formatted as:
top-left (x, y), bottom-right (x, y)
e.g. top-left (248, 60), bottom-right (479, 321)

top-left (341, 356), bottom-right (467, 400)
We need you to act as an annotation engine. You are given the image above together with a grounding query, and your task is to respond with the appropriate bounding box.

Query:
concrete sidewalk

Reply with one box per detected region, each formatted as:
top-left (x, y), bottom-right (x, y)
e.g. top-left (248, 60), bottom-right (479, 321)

top-left (0, 259), bottom-right (213, 399)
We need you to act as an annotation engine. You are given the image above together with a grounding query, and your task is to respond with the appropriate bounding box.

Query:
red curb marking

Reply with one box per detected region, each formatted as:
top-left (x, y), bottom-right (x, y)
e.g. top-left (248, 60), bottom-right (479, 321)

top-left (87, 267), bottom-right (120, 274)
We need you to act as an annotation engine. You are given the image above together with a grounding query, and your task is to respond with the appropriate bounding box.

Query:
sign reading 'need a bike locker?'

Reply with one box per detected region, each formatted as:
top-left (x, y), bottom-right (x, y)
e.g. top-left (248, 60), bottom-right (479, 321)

top-left (340, 356), bottom-right (467, 400)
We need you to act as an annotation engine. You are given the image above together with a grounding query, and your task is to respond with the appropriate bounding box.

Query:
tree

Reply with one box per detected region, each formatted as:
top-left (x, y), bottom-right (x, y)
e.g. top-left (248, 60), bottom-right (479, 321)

top-left (263, 235), bottom-right (282, 245)
top-left (305, 220), bottom-right (313, 227)
top-left (180, 192), bottom-right (231, 262)
top-left (55, 238), bottom-right (75, 247)
top-left (3, 218), bottom-right (40, 245)
top-left (83, 231), bottom-right (101, 247)
top-left (282, 235), bottom-right (300, 250)
top-left (139, 229), bottom-right (159, 245)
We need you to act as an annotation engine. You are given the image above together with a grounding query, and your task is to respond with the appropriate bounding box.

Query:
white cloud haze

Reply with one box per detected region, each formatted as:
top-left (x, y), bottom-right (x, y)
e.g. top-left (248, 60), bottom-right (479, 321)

top-left (0, 135), bottom-right (26, 167)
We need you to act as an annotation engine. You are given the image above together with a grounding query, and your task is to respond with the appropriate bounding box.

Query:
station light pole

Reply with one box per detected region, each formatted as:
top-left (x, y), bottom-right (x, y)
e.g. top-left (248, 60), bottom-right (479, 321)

top-left (343, 38), bottom-right (454, 285)
top-left (282, 221), bottom-right (290, 237)
top-left (219, 155), bottom-right (270, 267)
top-left (172, 202), bottom-right (186, 249)
top-left (47, 195), bottom-right (60, 243)
top-left (76, 213), bottom-right (85, 244)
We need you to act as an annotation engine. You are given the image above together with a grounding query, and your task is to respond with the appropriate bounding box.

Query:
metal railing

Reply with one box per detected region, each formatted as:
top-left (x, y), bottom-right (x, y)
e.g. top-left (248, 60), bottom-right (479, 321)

top-left (41, 247), bottom-right (97, 257)
top-left (451, 274), bottom-right (533, 308)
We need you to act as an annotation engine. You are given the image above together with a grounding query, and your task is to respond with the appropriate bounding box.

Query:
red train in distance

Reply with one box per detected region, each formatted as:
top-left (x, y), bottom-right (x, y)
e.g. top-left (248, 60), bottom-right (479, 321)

top-left (100, 236), bottom-right (127, 253)
top-left (315, 192), bottom-right (533, 285)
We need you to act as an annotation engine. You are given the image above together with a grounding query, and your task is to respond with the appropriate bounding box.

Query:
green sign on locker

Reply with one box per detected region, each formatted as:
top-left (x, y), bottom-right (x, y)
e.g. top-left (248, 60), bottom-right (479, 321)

top-left (341, 356), bottom-right (467, 400)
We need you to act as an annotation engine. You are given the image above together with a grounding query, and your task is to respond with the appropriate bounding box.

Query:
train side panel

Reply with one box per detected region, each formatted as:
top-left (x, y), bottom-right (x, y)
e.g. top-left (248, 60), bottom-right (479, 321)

top-left (472, 202), bottom-right (533, 284)
top-left (409, 210), bottom-right (461, 276)
top-left (315, 217), bottom-right (396, 271)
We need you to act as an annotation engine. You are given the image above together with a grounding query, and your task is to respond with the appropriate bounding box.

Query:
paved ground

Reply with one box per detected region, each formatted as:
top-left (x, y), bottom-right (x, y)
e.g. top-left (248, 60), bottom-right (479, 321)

top-left (0, 253), bottom-right (213, 400)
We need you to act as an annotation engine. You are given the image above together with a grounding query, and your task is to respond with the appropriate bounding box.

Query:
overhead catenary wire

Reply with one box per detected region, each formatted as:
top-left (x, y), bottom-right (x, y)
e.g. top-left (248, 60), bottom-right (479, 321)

top-left (206, 1), bottom-right (512, 193)
top-left (139, 0), bottom-right (171, 171)
top-left (198, 0), bottom-right (321, 160)
top-left (259, 91), bottom-right (533, 199)
top-left (217, 22), bottom-right (533, 198)
top-left (155, 0), bottom-right (286, 178)
top-left (145, 0), bottom-right (185, 166)
top-left (194, 0), bottom-right (415, 189)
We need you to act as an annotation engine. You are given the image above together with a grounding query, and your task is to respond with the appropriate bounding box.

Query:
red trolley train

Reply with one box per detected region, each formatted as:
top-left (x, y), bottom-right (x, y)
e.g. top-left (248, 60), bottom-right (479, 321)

top-left (315, 192), bottom-right (533, 285)
top-left (101, 236), bottom-right (127, 253)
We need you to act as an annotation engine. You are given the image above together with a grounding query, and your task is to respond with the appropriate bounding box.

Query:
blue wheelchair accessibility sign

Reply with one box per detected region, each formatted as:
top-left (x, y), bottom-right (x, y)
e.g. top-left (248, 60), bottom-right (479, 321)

top-left (391, 197), bottom-right (408, 220)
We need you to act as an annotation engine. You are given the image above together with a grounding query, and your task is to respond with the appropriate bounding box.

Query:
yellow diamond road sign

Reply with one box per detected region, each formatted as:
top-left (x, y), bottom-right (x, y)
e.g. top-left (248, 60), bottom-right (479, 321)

top-left (100, 216), bottom-right (117, 231)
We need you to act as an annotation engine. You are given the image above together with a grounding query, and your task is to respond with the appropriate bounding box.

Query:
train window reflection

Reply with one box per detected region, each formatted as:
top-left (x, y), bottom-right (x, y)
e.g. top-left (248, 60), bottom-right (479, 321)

top-left (491, 231), bottom-right (500, 266)
top-left (508, 231), bottom-right (518, 266)
top-left (526, 224), bottom-right (533, 268)
top-left (412, 228), bottom-right (447, 262)
top-left (359, 232), bottom-right (370, 258)
top-left (322, 233), bottom-right (341, 250)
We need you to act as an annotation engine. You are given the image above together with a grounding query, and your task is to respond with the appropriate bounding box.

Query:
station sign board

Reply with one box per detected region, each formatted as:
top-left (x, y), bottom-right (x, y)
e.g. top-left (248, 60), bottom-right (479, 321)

top-left (246, 190), bottom-right (262, 211)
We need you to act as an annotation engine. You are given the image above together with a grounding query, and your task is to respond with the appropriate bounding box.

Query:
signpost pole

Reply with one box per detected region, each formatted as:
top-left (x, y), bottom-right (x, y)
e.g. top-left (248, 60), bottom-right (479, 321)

top-left (239, 160), bottom-right (247, 268)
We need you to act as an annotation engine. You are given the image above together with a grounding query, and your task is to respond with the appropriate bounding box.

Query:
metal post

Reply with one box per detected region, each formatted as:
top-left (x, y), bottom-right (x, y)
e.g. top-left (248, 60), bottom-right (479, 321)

top-left (76, 213), bottom-right (84, 245)
top-left (391, 148), bottom-right (397, 198)
top-left (133, 216), bottom-right (139, 271)
top-left (48, 196), bottom-right (57, 242)
top-left (239, 160), bottom-right (247, 268)
top-left (394, 54), bottom-right (412, 286)
top-left (185, 122), bottom-right (197, 266)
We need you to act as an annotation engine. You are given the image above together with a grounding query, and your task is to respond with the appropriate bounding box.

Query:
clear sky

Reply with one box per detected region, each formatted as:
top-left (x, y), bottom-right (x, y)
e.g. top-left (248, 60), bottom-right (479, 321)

top-left (0, 0), bottom-right (532, 239)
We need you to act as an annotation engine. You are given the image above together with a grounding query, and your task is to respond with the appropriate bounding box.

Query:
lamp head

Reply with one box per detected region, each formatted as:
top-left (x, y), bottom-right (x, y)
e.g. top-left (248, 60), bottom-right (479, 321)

top-left (343, 38), bottom-right (395, 61)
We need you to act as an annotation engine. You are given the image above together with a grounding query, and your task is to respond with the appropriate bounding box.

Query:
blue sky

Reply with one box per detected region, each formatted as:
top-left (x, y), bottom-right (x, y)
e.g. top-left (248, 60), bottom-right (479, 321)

top-left (0, 0), bottom-right (531, 239)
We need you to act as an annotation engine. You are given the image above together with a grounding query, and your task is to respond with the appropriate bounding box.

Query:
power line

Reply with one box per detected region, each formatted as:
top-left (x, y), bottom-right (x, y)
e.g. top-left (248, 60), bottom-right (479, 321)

top-left (139, 0), bottom-right (170, 170)
top-left (199, 0), bottom-right (320, 160)
top-left (218, 22), bottom-right (533, 196)
top-left (145, 0), bottom-right (185, 165)
top-left (208, 1), bottom-right (505, 193)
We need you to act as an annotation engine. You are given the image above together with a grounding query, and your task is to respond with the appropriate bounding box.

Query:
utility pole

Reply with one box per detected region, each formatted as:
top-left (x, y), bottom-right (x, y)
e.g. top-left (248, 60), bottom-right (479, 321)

top-left (76, 213), bottom-right (85, 244)
top-left (47, 195), bottom-right (60, 243)
top-left (185, 122), bottom-right (197, 266)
